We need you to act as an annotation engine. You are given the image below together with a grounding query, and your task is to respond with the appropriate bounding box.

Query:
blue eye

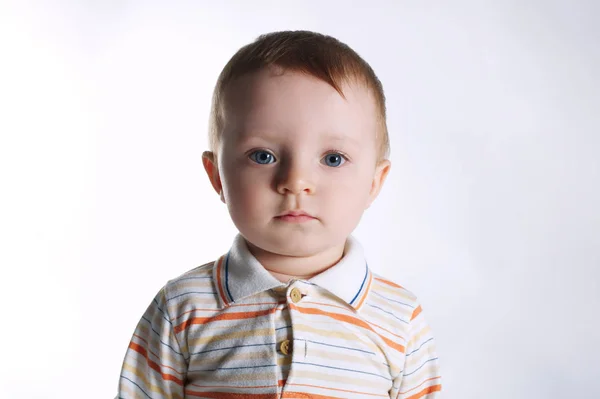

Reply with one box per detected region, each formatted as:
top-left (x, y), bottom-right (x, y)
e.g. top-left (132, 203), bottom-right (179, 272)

top-left (249, 150), bottom-right (276, 164)
top-left (322, 153), bottom-right (346, 167)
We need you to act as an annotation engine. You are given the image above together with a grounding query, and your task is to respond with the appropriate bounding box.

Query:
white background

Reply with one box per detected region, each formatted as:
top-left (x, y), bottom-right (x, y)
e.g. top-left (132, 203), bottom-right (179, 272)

top-left (1, 1), bottom-right (598, 398)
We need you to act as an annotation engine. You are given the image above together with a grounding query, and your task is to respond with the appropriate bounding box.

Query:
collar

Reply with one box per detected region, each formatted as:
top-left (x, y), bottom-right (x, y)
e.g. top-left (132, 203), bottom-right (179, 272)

top-left (213, 233), bottom-right (372, 311)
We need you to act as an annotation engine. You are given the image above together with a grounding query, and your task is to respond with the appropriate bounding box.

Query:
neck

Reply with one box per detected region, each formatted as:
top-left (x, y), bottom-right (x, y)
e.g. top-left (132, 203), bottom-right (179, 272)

top-left (264, 268), bottom-right (317, 283)
top-left (245, 240), bottom-right (346, 283)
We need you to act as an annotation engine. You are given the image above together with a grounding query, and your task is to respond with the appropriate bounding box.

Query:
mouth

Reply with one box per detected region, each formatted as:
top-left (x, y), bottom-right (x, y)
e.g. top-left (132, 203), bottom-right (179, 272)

top-left (275, 210), bottom-right (317, 223)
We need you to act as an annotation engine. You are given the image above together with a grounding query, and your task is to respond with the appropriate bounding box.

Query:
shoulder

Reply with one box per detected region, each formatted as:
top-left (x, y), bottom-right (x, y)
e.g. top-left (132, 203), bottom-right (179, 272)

top-left (166, 260), bottom-right (215, 286)
top-left (368, 272), bottom-right (422, 318)
top-left (158, 260), bottom-right (219, 308)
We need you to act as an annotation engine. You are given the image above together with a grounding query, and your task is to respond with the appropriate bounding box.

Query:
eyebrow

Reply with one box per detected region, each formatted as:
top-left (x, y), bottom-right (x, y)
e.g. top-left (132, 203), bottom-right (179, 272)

top-left (324, 135), bottom-right (360, 145)
top-left (235, 131), bottom-right (277, 142)
top-left (236, 132), bottom-right (361, 147)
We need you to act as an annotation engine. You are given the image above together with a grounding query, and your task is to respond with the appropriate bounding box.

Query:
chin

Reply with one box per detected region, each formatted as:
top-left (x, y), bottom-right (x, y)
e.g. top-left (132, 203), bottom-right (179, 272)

top-left (239, 222), bottom-right (346, 255)
top-left (270, 235), bottom-right (333, 256)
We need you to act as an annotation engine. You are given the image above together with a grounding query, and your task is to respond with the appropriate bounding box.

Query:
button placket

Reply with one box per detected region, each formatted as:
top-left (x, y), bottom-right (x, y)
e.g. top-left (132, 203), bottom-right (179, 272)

top-left (279, 284), bottom-right (312, 397)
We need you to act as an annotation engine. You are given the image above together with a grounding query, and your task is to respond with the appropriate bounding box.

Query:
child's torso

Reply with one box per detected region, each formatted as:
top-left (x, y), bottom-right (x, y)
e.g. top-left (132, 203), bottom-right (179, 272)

top-left (166, 267), bottom-right (413, 398)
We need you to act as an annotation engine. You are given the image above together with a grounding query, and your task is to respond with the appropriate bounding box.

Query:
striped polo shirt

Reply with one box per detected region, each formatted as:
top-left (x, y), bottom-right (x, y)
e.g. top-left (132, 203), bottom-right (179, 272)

top-left (118, 234), bottom-right (441, 399)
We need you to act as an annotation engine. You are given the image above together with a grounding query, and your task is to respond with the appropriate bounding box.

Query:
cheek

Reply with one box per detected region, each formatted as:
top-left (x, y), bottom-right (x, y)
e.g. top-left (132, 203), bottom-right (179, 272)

top-left (223, 169), bottom-right (272, 214)
top-left (328, 170), bottom-right (372, 197)
top-left (321, 172), bottom-right (373, 213)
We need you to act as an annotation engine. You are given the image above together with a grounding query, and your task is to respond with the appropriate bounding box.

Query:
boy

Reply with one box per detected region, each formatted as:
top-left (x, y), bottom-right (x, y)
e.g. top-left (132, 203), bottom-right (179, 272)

top-left (117, 30), bottom-right (441, 398)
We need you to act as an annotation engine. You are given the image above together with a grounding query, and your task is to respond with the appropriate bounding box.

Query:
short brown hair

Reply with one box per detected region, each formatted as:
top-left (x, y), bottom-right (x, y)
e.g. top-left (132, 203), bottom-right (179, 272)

top-left (208, 30), bottom-right (390, 160)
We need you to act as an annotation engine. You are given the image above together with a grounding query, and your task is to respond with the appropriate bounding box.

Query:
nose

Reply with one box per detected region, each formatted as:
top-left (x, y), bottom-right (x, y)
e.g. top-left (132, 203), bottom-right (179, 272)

top-left (275, 159), bottom-right (316, 195)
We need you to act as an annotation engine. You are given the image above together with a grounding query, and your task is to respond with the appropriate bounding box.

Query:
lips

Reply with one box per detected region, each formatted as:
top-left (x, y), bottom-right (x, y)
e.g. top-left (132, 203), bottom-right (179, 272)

top-left (278, 210), bottom-right (313, 217)
top-left (275, 210), bottom-right (316, 222)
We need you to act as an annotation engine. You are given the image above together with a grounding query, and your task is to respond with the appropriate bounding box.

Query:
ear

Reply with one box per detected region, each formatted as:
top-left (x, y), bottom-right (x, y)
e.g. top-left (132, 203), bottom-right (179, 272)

top-left (202, 151), bottom-right (226, 204)
top-left (365, 159), bottom-right (391, 209)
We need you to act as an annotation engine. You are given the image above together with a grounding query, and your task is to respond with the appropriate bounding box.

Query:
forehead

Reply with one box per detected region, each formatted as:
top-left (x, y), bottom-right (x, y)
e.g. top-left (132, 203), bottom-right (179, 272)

top-left (221, 68), bottom-right (378, 146)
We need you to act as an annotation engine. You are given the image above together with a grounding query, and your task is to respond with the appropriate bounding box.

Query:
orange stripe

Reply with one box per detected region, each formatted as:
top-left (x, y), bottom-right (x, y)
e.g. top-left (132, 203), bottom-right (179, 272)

top-left (128, 342), bottom-right (183, 385)
top-left (411, 305), bottom-right (422, 321)
top-left (286, 382), bottom-right (389, 397)
top-left (132, 334), bottom-right (184, 375)
top-left (188, 383), bottom-right (276, 389)
top-left (355, 272), bottom-right (373, 309)
top-left (299, 300), bottom-right (405, 340)
top-left (398, 377), bottom-right (441, 396)
top-left (289, 303), bottom-right (405, 353)
top-left (282, 392), bottom-right (344, 399)
top-left (173, 308), bottom-right (277, 333)
top-left (366, 319), bottom-right (406, 341)
top-left (172, 301), bottom-right (286, 321)
top-left (187, 379), bottom-right (285, 390)
top-left (186, 391), bottom-right (276, 398)
top-left (404, 384), bottom-right (441, 399)
top-left (374, 277), bottom-right (403, 289)
top-left (214, 256), bottom-right (229, 306)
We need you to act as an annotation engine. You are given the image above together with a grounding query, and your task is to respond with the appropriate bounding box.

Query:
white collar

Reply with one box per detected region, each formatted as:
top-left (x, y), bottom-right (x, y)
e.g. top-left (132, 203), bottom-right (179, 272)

top-left (213, 233), bottom-right (372, 311)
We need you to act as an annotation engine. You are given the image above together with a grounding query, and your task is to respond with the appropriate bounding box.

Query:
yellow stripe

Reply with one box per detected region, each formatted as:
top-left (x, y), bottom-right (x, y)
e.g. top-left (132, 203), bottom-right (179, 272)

top-left (291, 370), bottom-right (385, 387)
top-left (186, 369), bottom-right (276, 383)
top-left (188, 327), bottom-right (274, 346)
top-left (188, 349), bottom-right (291, 368)
top-left (370, 283), bottom-right (416, 303)
top-left (122, 363), bottom-right (184, 399)
top-left (361, 306), bottom-right (412, 327)
top-left (167, 297), bottom-right (220, 315)
top-left (293, 324), bottom-right (383, 354)
top-left (307, 350), bottom-right (389, 375)
top-left (366, 292), bottom-right (415, 314)
top-left (409, 325), bottom-right (432, 346)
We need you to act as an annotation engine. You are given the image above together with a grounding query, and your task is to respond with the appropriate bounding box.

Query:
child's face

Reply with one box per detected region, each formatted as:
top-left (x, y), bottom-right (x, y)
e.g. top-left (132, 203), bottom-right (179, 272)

top-left (205, 67), bottom-right (390, 259)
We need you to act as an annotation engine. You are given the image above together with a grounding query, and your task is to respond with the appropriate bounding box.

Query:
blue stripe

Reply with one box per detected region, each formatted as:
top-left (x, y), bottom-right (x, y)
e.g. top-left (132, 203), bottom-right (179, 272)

top-left (292, 361), bottom-right (391, 381)
top-left (190, 364), bottom-right (276, 372)
top-left (371, 291), bottom-right (414, 308)
top-left (140, 316), bottom-right (186, 357)
top-left (275, 325), bottom-right (292, 331)
top-left (224, 252), bottom-right (234, 303)
top-left (152, 298), bottom-right (174, 326)
top-left (192, 342), bottom-right (276, 355)
top-left (304, 339), bottom-right (375, 355)
top-left (407, 337), bottom-right (434, 357)
top-left (120, 375), bottom-right (153, 398)
top-left (349, 263), bottom-right (369, 305)
top-left (404, 357), bottom-right (439, 376)
top-left (176, 276), bottom-right (212, 281)
top-left (166, 291), bottom-right (216, 302)
top-left (366, 303), bottom-right (408, 324)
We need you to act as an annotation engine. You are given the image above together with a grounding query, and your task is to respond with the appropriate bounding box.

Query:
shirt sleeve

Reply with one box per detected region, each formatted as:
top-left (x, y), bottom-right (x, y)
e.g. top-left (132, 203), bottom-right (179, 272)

top-left (392, 302), bottom-right (442, 399)
top-left (117, 287), bottom-right (188, 399)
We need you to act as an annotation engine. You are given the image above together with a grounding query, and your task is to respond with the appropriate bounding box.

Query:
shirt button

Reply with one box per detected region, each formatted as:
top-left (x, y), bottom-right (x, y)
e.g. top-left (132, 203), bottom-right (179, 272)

top-left (290, 287), bottom-right (302, 303)
top-left (280, 339), bottom-right (292, 355)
